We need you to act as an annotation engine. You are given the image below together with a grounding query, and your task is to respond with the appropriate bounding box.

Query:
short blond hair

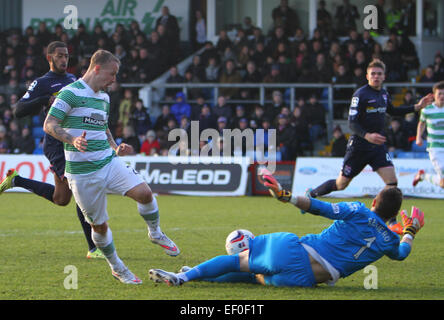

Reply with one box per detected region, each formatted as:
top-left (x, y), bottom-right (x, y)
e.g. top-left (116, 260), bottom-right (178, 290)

top-left (367, 59), bottom-right (386, 73)
top-left (89, 49), bottom-right (120, 69)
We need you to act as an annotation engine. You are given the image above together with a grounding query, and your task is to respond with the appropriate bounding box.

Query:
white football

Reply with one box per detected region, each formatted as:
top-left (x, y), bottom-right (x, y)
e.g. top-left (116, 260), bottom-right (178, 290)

top-left (225, 229), bottom-right (255, 255)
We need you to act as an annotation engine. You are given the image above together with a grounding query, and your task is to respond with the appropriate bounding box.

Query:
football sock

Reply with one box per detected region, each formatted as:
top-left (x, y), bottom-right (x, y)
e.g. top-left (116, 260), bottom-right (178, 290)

top-left (310, 179), bottom-right (338, 197)
top-left (76, 204), bottom-right (96, 251)
top-left (92, 228), bottom-right (125, 272)
top-left (424, 173), bottom-right (441, 187)
top-left (13, 176), bottom-right (54, 202)
top-left (138, 197), bottom-right (161, 237)
top-left (178, 255), bottom-right (241, 282)
top-left (195, 272), bottom-right (257, 284)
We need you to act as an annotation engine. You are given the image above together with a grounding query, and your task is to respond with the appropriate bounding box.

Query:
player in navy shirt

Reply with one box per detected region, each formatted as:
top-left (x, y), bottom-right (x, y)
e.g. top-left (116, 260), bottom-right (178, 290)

top-left (148, 171), bottom-right (424, 287)
top-left (0, 41), bottom-right (103, 259)
top-left (308, 59), bottom-right (433, 201)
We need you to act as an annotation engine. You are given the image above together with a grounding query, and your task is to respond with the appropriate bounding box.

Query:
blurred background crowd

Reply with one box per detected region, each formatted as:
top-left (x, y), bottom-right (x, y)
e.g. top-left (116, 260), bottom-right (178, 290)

top-left (0, 1), bottom-right (443, 160)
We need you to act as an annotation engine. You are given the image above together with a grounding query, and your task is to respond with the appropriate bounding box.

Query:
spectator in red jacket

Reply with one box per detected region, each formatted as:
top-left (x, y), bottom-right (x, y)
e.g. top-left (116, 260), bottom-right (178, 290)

top-left (140, 130), bottom-right (161, 156)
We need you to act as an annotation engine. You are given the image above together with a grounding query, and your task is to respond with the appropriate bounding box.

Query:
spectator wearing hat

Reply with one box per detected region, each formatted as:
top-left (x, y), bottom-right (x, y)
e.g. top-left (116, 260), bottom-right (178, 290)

top-left (230, 105), bottom-right (248, 129)
top-left (238, 117), bottom-right (249, 131)
top-left (140, 130), bottom-right (160, 156)
top-left (170, 92), bottom-right (191, 123)
top-left (263, 64), bottom-right (285, 87)
top-left (217, 116), bottom-right (228, 136)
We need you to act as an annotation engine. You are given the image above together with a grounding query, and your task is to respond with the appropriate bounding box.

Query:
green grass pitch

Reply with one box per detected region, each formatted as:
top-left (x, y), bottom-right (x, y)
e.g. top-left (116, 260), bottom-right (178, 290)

top-left (0, 193), bottom-right (443, 300)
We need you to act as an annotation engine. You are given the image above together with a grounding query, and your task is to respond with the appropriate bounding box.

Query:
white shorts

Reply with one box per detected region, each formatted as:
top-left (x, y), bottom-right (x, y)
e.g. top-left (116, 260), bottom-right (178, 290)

top-left (429, 149), bottom-right (444, 179)
top-left (67, 157), bottom-right (145, 225)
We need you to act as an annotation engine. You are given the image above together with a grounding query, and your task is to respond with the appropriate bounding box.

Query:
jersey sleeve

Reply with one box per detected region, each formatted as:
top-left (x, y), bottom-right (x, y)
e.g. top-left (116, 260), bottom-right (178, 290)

top-left (348, 93), bottom-right (361, 121)
top-left (20, 79), bottom-right (47, 101)
top-left (348, 92), bottom-right (367, 138)
top-left (48, 97), bottom-right (71, 121)
top-left (308, 198), bottom-right (363, 221)
top-left (384, 241), bottom-right (411, 261)
top-left (387, 93), bottom-right (415, 116)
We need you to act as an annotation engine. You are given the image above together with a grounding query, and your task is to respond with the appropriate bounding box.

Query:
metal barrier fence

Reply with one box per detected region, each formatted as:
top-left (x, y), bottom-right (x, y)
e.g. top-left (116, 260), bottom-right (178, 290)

top-left (122, 82), bottom-right (434, 141)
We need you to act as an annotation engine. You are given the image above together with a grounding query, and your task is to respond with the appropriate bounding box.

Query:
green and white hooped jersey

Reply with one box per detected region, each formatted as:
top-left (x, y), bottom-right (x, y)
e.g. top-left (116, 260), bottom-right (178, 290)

top-left (48, 78), bottom-right (115, 175)
top-left (420, 103), bottom-right (444, 151)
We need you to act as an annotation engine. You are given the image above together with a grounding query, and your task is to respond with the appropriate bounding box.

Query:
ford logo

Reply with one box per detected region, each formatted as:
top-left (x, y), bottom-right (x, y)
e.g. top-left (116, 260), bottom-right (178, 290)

top-left (299, 167), bottom-right (317, 175)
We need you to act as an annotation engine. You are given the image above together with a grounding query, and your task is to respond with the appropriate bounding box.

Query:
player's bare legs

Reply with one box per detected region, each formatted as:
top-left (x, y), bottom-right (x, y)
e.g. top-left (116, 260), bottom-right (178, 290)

top-left (309, 172), bottom-right (351, 198)
top-left (335, 174), bottom-right (352, 191)
top-left (125, 182), bottom-right (152, 204)
top-left (52, 174), bottom-right (72, 206)
top-left (376, 166), bottom-right (398, 186)
top-left (126, 182), bottom-right (180, 256)
top-left (90, 221), bottom-right (141, 284)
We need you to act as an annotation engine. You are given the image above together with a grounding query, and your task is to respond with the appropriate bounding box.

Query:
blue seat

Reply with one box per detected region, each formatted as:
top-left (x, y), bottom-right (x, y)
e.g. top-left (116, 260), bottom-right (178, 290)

top-left (396, 151), bottom-right (416, 159)
top-left (32, 127), bottom-right (45, 138)
top-left (411, 141), bottom-right (427, 153)
top-left (413, 152), bottom-right (429, 159)
top-left (32, 115), bottom-right (42, 126)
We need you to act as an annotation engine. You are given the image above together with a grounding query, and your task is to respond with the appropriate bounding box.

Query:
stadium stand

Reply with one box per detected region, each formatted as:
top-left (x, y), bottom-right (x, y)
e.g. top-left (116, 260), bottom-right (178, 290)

top-left (0, 2), bottom-right (442, 160)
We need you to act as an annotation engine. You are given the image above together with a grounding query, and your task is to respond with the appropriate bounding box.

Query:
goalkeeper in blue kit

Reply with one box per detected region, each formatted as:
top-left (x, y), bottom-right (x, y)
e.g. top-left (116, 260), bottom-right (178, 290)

top-left (149, 170), bottom-right (424, 287)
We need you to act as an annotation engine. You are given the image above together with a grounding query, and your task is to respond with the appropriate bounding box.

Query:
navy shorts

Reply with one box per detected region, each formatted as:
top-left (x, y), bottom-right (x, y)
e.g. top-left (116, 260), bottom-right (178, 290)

top-left (43, 134), bottom-right (66, 179)
top-left (341, 140), bottom-right (393, 179)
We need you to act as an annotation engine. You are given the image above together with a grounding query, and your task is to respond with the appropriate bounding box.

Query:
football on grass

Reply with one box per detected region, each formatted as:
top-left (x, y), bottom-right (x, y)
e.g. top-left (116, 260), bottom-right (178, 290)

top-left (225, 229), bottom-right (255, 255)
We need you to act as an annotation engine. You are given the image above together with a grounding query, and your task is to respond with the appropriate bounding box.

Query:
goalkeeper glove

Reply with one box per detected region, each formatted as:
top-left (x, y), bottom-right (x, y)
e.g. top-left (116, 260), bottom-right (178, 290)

top-left (400, 206), bottom-right (425, 238)
top-left (259, 168), bottom-right (292, 202)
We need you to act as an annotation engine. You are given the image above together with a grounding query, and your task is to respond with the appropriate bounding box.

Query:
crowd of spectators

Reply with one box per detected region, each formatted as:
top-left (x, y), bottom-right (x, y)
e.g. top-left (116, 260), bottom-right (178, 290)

top-left (0, 1), bottom-right (443, 161)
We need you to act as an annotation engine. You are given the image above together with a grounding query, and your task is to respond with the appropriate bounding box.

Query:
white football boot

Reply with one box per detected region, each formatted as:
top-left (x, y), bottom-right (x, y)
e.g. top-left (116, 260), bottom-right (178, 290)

top-left (149, 231), bottom-right (180, 256)
top-left (149, 269), bottom-right (184, 286)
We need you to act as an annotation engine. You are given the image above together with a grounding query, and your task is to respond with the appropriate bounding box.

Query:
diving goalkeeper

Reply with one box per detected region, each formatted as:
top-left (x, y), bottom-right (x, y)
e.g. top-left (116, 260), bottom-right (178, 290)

top-left (148, 170), bottom-right (424, 287)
